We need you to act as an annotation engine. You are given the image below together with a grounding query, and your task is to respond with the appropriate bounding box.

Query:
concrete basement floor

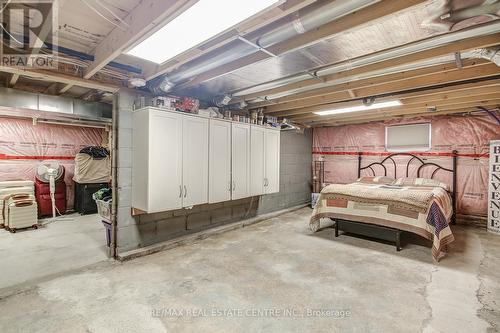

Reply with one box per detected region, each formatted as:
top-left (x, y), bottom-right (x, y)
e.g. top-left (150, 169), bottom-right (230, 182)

top-left (0, 213), bottom-right (110, 292)
top-left (0, 207), bottom-right (499, 332)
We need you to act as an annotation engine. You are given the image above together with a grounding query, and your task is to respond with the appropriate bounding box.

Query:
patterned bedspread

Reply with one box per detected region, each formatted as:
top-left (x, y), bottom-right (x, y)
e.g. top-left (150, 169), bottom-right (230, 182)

top-left (310, 183), bottom-right (454, 261)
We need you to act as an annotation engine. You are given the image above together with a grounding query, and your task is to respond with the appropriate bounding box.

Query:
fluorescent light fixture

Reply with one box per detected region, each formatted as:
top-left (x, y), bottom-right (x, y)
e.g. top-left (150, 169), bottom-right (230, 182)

top-left (127, 0), bottom-right (280, 64)
top-left (313, 100), bottom-right (402, 116)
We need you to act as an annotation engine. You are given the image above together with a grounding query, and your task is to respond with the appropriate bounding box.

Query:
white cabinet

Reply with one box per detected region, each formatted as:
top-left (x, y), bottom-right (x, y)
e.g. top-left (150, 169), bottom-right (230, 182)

top-left (250, 126), bottom-right (266, 196)
top-left (209, 119), bottom-right (231, 203)
top-left (265, 128), bottom-right (280, 194)
top-left (132, 107), bottom-right (280, 214)
top-left (133, 109), bottom-right (183, 213)
top-left (182, 116), bottom-right (209, 206)
top-left (132, 108), bottom-right (208, 213)
top-left (250, 126), bottom-right (281, 196)
top-left (231, 123), bottom-right (251, 200)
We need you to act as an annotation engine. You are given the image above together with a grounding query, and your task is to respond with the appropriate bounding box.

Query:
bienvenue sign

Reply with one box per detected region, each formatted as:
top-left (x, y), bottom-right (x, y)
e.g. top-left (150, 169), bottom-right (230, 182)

top-left (489, 140), bottom-right (500, 234)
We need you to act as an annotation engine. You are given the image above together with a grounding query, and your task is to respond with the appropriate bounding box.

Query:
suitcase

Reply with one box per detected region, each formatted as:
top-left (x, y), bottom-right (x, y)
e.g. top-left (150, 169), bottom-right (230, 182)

top-left (0, 182), bottom-right (35, 228)
top-left (35, 178), bottom-right (67, 217)
top-left (74, 182), bottom-right (109, 215)
top-left (5, 194), bottom-right (38, 232)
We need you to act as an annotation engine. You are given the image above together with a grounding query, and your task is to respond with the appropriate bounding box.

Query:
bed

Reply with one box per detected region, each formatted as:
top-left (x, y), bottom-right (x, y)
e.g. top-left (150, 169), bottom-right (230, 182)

top-left (309, 151), bottom-right (457, 261)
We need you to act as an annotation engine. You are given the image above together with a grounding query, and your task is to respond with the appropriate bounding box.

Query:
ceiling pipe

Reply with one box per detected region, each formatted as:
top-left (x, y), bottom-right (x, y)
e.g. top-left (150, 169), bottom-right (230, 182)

top-left (231, 20), bottom-right (500, 101)
top-left (477, 106), bottom-right (500, 124)
top-left (440, 1), bottom-right (500, 23)
top-left (260, 54), bottom-right (473, 100)
top-left (150, 0), bottom-right (378, 93)
top-left (470, 46), bottom-right (500, 65)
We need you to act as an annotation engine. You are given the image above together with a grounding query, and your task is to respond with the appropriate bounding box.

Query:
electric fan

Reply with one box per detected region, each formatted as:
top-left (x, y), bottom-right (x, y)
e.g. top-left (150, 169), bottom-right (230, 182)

top-left (36, 160), bottom-right (64, 219)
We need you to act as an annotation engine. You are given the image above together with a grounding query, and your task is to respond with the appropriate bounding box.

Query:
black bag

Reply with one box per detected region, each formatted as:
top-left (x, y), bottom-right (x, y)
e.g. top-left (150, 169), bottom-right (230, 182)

top-left (79, 146), bottom-right (109, 160)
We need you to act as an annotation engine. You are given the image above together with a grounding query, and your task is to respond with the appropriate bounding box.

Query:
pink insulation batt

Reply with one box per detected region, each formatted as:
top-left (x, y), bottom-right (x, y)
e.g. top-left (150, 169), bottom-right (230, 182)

top-left (312, 114), bottom-right (499, 217)
top-left (0, 118), bottom-right (105, 209)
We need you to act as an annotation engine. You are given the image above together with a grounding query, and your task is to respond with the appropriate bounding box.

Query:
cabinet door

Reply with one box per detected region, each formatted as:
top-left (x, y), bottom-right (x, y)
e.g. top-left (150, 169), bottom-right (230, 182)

top-left (265, 129), bottom-right (280, 194)
top-left (209, 119), bottom-right (231, 203)
top-left (231, 123), bottom-right (250, 200)
top-left (149, 111), bottom-right (183, 212)
top-left (250, 126), bottom-right (265, 196)
top-left (182, 116), bottom-right (209, 207)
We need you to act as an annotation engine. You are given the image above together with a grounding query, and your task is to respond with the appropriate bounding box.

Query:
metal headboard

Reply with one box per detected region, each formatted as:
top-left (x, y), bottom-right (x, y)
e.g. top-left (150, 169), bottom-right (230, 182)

top-left (357, 150), bottom-right (458, 224)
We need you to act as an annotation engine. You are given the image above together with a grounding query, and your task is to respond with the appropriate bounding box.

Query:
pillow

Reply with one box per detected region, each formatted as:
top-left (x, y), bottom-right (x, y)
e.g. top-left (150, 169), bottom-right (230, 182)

top-left (356, 176), bottom-right (395, 185)
top-left (391, 177), bottom-right (450, 191)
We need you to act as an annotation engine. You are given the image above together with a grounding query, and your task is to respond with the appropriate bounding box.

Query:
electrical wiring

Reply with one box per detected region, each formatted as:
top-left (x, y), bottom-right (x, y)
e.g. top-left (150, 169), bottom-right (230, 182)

top-left (0, 23), bottom-right (24, 46)
top-left (95, 0), bottom-right (129, 28)
top-left (0, 0), bottom-right (11, 14)
top-left (80, 0), bottom-right (127, 31)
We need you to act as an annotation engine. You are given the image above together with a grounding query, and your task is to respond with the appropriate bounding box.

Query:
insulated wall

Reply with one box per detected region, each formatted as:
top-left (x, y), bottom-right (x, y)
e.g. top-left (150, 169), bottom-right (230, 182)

top-left (313, 114), bottom-right (499, 217)
top-left (0, 117), bottom-right (105, 208)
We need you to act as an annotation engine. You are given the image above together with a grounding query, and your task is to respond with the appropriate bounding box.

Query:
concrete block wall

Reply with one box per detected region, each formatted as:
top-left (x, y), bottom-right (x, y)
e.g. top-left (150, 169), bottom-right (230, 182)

top-left (115, 89), bottom-right (312, 253)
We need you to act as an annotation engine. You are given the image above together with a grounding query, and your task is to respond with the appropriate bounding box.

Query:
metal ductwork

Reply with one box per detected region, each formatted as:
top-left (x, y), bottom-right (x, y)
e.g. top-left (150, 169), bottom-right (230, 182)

top-left (440, 0), bottom-right (500, 22)
top-left (230, 20), bottom-right (500, 101)
top-left (280, 118), bottom-right (307, 133)
top-left (470, 47), bottom-right (500, 65)
top-left (149, 0), bottom-right (377, 93)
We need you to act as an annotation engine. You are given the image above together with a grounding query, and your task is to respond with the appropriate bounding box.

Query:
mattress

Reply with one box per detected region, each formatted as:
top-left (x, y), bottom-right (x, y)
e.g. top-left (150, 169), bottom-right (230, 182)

top-left (310, 182), bottom-right (454, 261)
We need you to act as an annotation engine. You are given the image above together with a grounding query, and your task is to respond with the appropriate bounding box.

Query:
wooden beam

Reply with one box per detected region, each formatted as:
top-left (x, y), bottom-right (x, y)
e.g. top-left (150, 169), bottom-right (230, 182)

top-left (7, 74), bottom-right (19, 87)
top-left (84, 0), bottom-right (199, 79)
top-left (0, 66), bottom-right (120, 92)
top-left (175, 0), bottom-right (427, 89)
top-left (316, 102), bottom-right (500, 127)
top-left (263, 61), bottom-right (500, 113)
top-left (58, 84), bottom-right (73, 94)
top-left (298, 92), bottom-right (500, 123)
top-left (310, 99), bottom-right (500, 126)
top-left (239, 33), bottom-right (500, 101)
top-left (146, 0), bottom-right (318, 80)
top-left (290, 83), bottom-right (500, 120)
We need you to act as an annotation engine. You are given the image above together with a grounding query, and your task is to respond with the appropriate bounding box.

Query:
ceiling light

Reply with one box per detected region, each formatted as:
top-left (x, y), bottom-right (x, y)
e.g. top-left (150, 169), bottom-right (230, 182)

top-left (313, 100), bottom-right (402, 116)
top-left (129, 78), bottom-right (146, 87)
top-left (126, 0), bottom-right (280, 64)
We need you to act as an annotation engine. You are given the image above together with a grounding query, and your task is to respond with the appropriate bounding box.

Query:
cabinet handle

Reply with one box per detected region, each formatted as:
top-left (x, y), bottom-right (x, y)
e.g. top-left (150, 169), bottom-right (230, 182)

top-left (184, 185), bottom-right (187, 198)
top-left (233, 181), bottom-right (236, 191)
top-left (229, 181), bottom-right (232, 192)
top-left (179, 185), bottom-right (182, 198)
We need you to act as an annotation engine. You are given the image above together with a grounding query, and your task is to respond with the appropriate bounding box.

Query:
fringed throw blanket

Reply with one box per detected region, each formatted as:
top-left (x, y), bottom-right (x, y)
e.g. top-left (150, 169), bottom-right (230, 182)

top-left (310, 183), bottom-right (454, 261)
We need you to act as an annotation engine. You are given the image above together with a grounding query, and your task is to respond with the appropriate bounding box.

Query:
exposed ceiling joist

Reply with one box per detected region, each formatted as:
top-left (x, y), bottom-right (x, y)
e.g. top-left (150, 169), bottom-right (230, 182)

top-left (238, 33), bottom-right (500, 102)
top-left (0, 66), bottom-right (120, 92)
top-left (263, 61), bottom-right (500, 113)
top-left (280, 79), bottom-right (500, 118)
top-left (316, 101), bottom-right (500, 127)
top-left (84, 0), bottom-right (199, 79)
top-left (175, 0), bottom-right (427, 90)
top-left (7, 74), bottom-right (19, 88)
top-left (58, 84), bottom-right (74, 94)
top-left (298, 91), bottom-right (500, 123)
